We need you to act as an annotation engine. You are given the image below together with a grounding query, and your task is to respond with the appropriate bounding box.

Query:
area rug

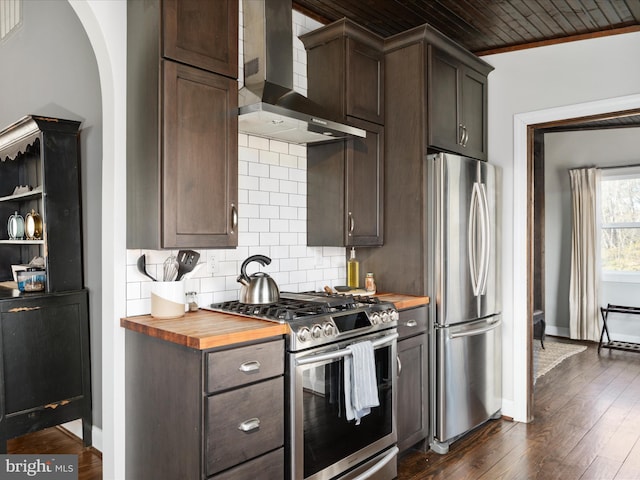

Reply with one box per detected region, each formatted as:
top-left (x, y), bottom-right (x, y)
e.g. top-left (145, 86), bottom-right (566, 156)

top-left (534, 341), bottom-right (587, 380)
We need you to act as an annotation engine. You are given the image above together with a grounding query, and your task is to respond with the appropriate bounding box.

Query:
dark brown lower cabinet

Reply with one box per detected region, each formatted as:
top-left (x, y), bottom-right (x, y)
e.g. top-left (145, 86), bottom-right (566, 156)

top-left (396, 306), bottom-right (428, 453)
top-left (126, 333), bottom-right (284, 479)
top-left (0, 289), bottom-right (92, 452)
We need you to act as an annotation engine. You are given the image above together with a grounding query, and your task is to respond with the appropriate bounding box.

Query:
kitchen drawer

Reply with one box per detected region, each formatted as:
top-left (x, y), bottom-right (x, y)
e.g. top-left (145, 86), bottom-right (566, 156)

top-left (206, 376), bottom-right (284, 475)
top-left (206, 339), bottom-right (284, 393)
top-left (397, 306), bottom-right (428, 340)
top-left (209, 448), bottom-right (284, 480)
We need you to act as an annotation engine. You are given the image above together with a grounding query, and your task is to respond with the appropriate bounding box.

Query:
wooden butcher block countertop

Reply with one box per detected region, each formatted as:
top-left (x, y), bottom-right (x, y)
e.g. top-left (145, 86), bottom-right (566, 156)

top-left (121, 293), bottom-right (429, 350)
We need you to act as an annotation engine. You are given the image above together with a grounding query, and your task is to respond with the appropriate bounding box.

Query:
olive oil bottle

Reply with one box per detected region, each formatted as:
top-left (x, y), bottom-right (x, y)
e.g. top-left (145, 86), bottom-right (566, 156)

top-left (347, 247), bottom-right (359, 288)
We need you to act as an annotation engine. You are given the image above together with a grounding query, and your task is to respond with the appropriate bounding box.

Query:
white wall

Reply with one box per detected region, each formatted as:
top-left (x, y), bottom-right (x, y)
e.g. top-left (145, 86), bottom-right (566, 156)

top-left (544, 128), bottom-right (640, 339)
top-left (485, 32), bottom-right (640, 421)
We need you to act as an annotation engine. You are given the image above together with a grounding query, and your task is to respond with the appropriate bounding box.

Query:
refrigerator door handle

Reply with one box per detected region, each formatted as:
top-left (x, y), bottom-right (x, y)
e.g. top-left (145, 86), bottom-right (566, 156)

top-left (478, 182), bottom-right (491, 295)
top-left (468, 182), bottom-right (484, 296)
top-left (449, 318), bottom-right (501, 339)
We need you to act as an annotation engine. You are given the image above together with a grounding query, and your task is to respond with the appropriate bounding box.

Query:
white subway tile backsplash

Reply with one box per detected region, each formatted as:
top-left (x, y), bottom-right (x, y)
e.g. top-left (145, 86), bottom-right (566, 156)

top-left (280, 180), bottom-right (298, 194)
top-left (269, 192), bottom-right (289, 206)
top-left (248, 136), bottom-right (270, 151)
top-left (125, 12), bottom-right (346, 316)
top-left (239, 145), bottom-right (259, 162)
top-left (270, 219), bottom-right (289, 232)
top-left (259, 205), bottom-right (280, 219)
top-left (259, 177), bottom-right (280, 192)
top-left (280, 206), bottom-right (298, 219)
top-left (279, 232), bottom-right (299, 246)
top-left (289, 194), bottom-right (306, 207)
top-left (279, 154), bottom-right (298, 168)
top-left (269, 140), bottom-right (289, 154)
top-left (248, 218), bottom-right (270, 232)
top-left (260, 232), bottom-right (280, 245)
top-left (270, 165), bottom-right (289, 180)
top-left (259, 150), bottom-right (279, 165)
top-left (247, 161), bottom-right (269, 177)
top-left (248, 190), bottom-right (270, 205)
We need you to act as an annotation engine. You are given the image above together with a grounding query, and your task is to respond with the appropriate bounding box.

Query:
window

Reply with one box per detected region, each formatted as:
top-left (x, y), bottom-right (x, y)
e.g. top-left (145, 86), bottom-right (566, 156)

top-left (600, 166), bottom-right (640, 275)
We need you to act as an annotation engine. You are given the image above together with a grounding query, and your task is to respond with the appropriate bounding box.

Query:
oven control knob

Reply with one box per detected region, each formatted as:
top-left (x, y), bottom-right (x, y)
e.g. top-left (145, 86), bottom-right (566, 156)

top-left (323, 322), bottom-right (336, 337)
top-left (297, 327), bottom-right (311, 343)
top-left (312, 324), bottom-right (323, 339)
top-left (370, 312), bottom-right (381, 325)
top-left (381, 310), bottom-right (390, 323)
top-left (389, 309), bottom-right (399, 322)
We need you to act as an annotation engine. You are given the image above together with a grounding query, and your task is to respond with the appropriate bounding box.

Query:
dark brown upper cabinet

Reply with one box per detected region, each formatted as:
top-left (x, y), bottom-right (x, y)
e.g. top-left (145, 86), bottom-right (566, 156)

top-left (428, 45), bottom-right (489, 161)
top-left (307, 118), bottom-right (384, 247)
top-left (302, 19), bottom-right (384, 126)
top-left (303, 19), bottom-right (385, 247)
top-left (162, 0), bottom-right (238, 78)
top-left (127, 0), bottom-right (238, 249)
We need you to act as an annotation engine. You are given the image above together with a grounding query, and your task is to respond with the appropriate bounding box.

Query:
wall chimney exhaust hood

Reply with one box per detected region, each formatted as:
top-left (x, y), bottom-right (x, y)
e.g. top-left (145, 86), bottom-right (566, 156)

top-left (238, 0), bottom-right (366, 144)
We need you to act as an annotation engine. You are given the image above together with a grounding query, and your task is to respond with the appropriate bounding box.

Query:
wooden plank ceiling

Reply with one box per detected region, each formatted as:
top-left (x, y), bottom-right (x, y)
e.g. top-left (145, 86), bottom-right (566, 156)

top-left (292, 0), bottom-right (640, 54)
top-left (293, 0), bottom-right (640, 130)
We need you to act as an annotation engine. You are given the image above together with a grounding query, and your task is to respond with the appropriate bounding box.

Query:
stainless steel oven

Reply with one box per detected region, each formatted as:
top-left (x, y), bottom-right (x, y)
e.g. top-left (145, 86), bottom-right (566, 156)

top-left (288, 329), bottom-right (398, 480)
top-left (206, 291), bottom-right (399, 480)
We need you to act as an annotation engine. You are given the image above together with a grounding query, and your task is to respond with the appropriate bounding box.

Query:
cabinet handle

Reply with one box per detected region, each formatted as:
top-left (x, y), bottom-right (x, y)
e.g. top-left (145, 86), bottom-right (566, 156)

top-left (348, 212), bottom-right (355, 235)
top-left (458, 124), bottom-right (465, 145)
top-left (8, 306), bottom-right (41, 313)
top-left (463, 126), bottom-right (469, 147)
top-left (239, 360), bottom-right (261, 373)
top-left (231, 204), bottom-right (238, 232)
top-left (238, 417), bottom-right (261, 432)
top-left (397, 355), bottom-right (402, 376)
top-left (405, 319), bottom-right (417, 328)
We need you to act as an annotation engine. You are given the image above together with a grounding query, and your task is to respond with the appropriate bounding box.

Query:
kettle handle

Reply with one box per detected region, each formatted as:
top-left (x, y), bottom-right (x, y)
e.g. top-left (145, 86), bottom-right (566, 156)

top-left (237, 255), bottom-right (272, 284)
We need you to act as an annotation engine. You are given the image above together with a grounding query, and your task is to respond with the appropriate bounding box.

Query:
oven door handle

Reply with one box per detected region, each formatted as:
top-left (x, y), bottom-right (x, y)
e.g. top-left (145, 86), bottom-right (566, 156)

top-left (351, 446), bottom-right (399, 480)
top-left (295, 332), bottom-right (398, 366)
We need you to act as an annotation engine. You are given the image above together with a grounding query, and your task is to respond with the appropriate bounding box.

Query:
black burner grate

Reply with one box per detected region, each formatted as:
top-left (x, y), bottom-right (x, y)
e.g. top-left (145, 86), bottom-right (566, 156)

top-left (209, 292), bottom-right (383, 322)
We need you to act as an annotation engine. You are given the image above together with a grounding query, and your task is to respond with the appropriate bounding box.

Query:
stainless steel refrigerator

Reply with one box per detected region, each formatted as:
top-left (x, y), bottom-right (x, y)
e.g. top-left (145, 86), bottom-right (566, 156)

top-left (428, 152), bottom-right (502, 454)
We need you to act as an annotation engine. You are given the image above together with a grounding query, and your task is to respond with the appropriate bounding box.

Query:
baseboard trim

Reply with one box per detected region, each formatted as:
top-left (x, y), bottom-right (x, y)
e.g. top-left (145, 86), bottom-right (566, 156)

top-left (61, 420), bottom-right (103, 453)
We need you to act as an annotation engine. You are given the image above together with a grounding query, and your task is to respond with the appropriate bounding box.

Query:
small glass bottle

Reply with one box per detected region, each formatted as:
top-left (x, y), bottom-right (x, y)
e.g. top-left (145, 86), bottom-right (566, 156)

top-left (347, 247), bottom-right (359, 288)
top-left (365, 273), bottom-right (376, 293)
top-left (186, 291), bottom-right (199, 312)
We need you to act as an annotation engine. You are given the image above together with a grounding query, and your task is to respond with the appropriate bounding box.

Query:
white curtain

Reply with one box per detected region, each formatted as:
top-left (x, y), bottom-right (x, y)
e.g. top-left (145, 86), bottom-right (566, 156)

top-left (569, 168), bottom-right (601, 341)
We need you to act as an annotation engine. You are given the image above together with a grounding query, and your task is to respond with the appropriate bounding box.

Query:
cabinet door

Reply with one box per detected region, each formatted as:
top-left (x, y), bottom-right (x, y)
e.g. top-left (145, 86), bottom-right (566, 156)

top-left (428, 46), bottom-right (488, 161)
top-left (163, 61), bottom-right (238, 248)
top-left (162, 0), bottom-right (238, 78)
top-left (397, 333), bottom-right (428, 452)
top-left (346, 38), bottom-right (384, 124)
top-left (345, 118), bottom-right (384, 246)
top-left (428, 47), bottom-right (461, 155)
top-left (460, 66), bottom-right (488, 161)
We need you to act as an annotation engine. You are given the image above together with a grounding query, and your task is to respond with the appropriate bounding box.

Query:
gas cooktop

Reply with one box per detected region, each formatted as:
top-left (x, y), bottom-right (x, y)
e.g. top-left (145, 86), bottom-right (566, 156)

top-left (204, 291), bottom-right (398, 350)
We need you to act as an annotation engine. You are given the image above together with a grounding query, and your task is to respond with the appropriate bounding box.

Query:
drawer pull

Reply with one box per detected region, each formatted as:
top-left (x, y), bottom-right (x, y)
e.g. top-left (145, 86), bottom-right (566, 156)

top-left (239, 360), bottom-right (261, 373)
top-left (238, 417), bottom-right (261, 433)
top-left (405, 319), bottom-right (417, 327)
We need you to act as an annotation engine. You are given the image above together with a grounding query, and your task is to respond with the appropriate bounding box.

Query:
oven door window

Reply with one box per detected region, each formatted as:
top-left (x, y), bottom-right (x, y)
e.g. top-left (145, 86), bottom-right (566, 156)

top-left (301, 346), bottom-right (393, 478)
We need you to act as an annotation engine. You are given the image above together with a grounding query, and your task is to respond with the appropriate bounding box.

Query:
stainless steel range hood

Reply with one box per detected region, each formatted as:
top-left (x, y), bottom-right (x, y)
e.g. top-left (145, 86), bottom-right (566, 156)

top-left (238, 0), bottom-right (365, 144)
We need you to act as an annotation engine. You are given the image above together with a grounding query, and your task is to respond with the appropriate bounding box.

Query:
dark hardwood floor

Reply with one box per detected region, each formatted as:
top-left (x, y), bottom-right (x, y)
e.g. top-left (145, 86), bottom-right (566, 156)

top-left (398, 338), bottom-right (640, 479)
top-left (11, 338), bottom-right (640, 480)
top-left (8, 426), bottom-right (102, 480)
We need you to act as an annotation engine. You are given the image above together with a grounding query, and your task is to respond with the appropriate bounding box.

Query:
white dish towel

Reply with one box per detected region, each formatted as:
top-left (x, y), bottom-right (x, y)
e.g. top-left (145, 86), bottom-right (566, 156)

top-left (344, 340), bottom-right (379, 424)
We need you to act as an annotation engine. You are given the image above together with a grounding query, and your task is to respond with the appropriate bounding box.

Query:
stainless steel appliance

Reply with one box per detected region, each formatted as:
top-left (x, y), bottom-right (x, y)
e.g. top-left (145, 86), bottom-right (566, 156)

top-left (238, 0), bottom-right (365, 144)
top-left (428, 152), bottom-right (502, 454)
top-left (206, 292), bottom-right (399, 480)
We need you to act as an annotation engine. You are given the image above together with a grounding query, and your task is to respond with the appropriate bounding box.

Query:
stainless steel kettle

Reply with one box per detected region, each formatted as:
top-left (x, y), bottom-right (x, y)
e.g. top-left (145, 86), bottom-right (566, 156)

top-left (237, 255), bottom-right (280, 304)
